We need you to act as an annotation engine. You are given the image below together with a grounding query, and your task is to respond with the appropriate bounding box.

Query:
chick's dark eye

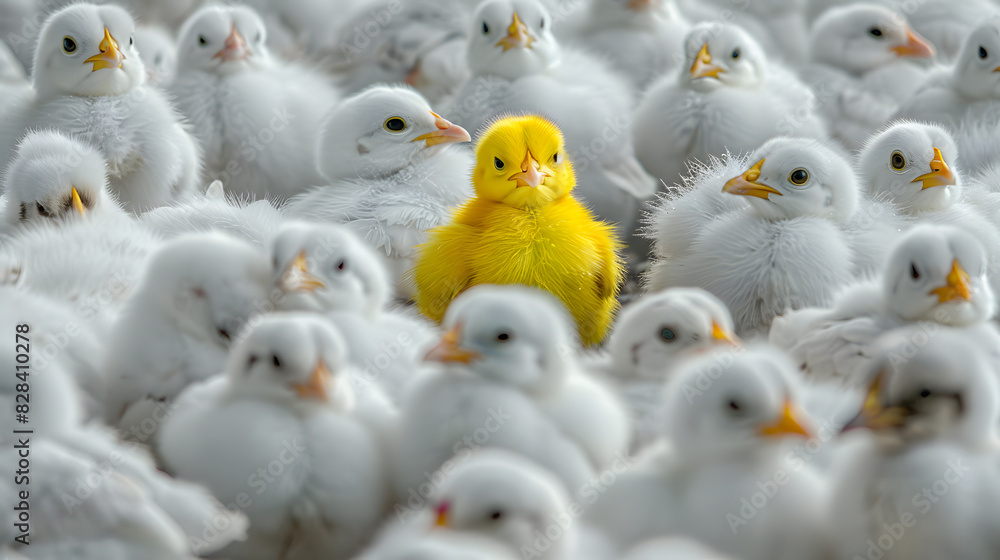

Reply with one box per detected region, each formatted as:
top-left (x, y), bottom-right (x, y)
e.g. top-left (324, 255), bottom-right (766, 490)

top-left (910, 263), bottom-right (920, 280)
top-left (35, 202), bottom-right (50, 217)
top-left (552, 152), bottom-right (560, 164)
top-left (129, 36), bottom-right (133, 45)
top-left (383, 117), bottom-right (406, 132)
top-left (789, 168), bottom-right (809, 185)
top-left (494, 157), bottom-right (505, 170)
top-left (337, 260), bottom-right (346, 271)
top-left (891, 151), bottom-right (906, 170)
top-left (490, 510), bottom-right (503, 520)
top-left (496, 332), bottom-right (511, 342)
top-left (272, 355), bottom-right (281, 368)
top-left (62, 36), bottom-right (77, 54)
top-left (919, 389), bottom-right (932, 398)
top-left (482, 21), bottom-right (489, 34)
top-left (218, 328), bottom-right (231, 341)
top-left (660, 327), bottom-right (675, 341)
top-left (980, 45), bottom-right (989, 59)
top-left (728, 400), bottom-right (741, 412)
top-left (869, 28), bottom-right (883, 37)
top-left (731, 48), bottom-right (740, 59)
top-left (198, 35), bottom-right (208, 46)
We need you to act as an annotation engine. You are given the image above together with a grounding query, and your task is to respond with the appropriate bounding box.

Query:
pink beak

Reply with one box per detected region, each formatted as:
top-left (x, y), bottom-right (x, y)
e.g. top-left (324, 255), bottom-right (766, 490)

top-left (214, 24), bottom-right (250, 62)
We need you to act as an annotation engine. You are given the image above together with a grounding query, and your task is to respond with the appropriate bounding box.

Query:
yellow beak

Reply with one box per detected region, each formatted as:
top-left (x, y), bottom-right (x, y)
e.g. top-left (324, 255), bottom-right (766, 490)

top-left (412, 111), bottom-right (472, 147)
top-left (434, 502), bottom-right (450, 527)
top-left (509, 150), bottom-right (550, 188)
top-left (70, 187), bottom-right (86, 216)
top-left (424, 325), bottom-right (482, 364)
top-left (711, 321), bottom-right (739, 346)
top-left (723, 159), bottom-right (782, 200)
top-left (911, 147), bottom-right (955, 190)
top-left (497, 11), bottom-right (535, 51)
top-left (759, 401), bottom-right (812, 438)
top-left (890, 27), bottom-right (935, 58)
top-left (280, 250), bottom-right (326, 293)
top-left (929, 258), bottom-right (972, 303)
top-left (293, 360), bottom-right (330, 401)
top-left (85, 27), bottom-right (125, 72)
top-left (841, 372), bottom-right (909, 432)
top-left (690, 43), bottom-right (724, 79)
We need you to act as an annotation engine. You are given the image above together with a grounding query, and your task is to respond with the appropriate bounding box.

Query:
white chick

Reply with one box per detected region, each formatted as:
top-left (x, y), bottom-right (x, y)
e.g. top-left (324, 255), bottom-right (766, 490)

top-left (332, 0), bottom-right (472, 105)
top-left (832, 327), bottom-right (1000, 560)
top-left (646, 137), bottom-right (858, 336)
top-left (394, 285), bottom-right (630, 500)
top-left (158, 313), bottom-right (388, 560)
top-left (445, 0), bottom-right (655, 244)
top-left (804, 4), bottom-right (935, 150)
top-left (284, 85), bottom-right (472, 299)
top-left (103, 233), bottom-right (273, 437)
top-left (0, 130), bottom-right (125, 233)
top-left (772, 224), bottom-right (997, 387)
top-left (270, 221), bottom-right (436, 402)
top-left (586, 346), bottom-right (832, 560)
top-left (858, 121), bottom-right (1000, 298)
top-left (134, 26), bottom-right (177, 87)
top-left (894, 18), bottom-right (1000, 128)
top-left (0, 341), bottom-right (248, 558)
top-left (686, 0), bottom-right (810, 66)
top-left (0, 3), bottom-right (201, 214)
top-left (563, 0), bottom-right (688, 93)
top-left (140, 181), bottom-right (286, 249)
top-left (366, 450), bottom-right (578, 560)
top-left (171, 5), bottom-right (339, 202)
top-left (634, 22), bottom-right (826, 189)
top-left (589, 287), bottom-right (739, 452)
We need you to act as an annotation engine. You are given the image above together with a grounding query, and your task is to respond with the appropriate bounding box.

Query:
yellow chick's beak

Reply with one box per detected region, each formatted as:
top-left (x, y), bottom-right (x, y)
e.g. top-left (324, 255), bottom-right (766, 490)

top-left (759, 401), bottom-right (812, 438)
top-left (214, 24), bottom-right (250, 62)
top-left (85, 27), bottom-right (126, 72)
top-left (293, 360), bottom-right (330, 401)
top-left (911, 147), bottom-right (955, 190)
top-left (711, 321), bottom-right (739, 346)
top-left (70, 187), bottom-right (87, 216)
top-left (412, 112), bottom-right (472, 148)
top-left (930, 258), bottom-right (972, 303)
top-left (723, 159), bottom-right (783, 200)
top-left (280, 250), bottom-right (326, 293)
top-left (841, 372), bottom-right (909, 432)
top-left (497, 11), bottom-right (535, 51)
top-left (690, 43), bottom-right (724, 80)
top-left (424, 325), bottom-right (482, 364)
top-left (509, 150), bottom-right (550, 188)
top-left (890, 27), bottom-right (935, 58)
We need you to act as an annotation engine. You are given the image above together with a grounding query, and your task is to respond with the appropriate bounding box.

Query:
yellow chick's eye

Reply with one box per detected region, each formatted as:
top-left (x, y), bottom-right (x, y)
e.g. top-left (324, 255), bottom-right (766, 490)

top-left (552, 152), bottom-right (560, 164)
top-left (62, 36), bottom-right (77, 54)
top-left (788, 168), bottom-right (809, 186)
top-left (890, 151), bottom-right (906, 170)
top-left (383, 117), bottom-right (407, 132)
top-left (494, 157), bottom-right (505, 171)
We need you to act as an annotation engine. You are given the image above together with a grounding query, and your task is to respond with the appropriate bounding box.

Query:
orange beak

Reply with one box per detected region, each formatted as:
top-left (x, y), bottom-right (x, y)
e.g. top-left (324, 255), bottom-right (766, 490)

top-left (497, 11), bottom-right (535, 51)
top-left (509, 150), bottom-right (550, 188)
top-left (280, 250), bottom-right (326, 293)
top-left (759, 401), bottom-right (812, 438)
top-left (627, 0), bottom-right (659, 10)
top-left (723, 159), bottom-right (782, 200)
top-left (690, 43), bottom-right (724, 79)
top-left (71, 187), bottom-right (86, 216)
top-left (85, 27), bottom-right (125, 72)
top-left (711, 321), bottom-right (739, 346)
top-left (890, 27), bottom-right (934, 58)
top-left (213, 24), bottom-right (250, 61)
top-left (841, 371), bottom-right (909, 432)
top-left (929, 259), bottom-right (972, 303)
top-left (424, 326), bottom-right (482, 364)
top-left (293, 360), bottom-right (330, 401)
top-left (412, 112), bottom-right (472, 147)
top-left (911, 147), bottom-right (955, 190)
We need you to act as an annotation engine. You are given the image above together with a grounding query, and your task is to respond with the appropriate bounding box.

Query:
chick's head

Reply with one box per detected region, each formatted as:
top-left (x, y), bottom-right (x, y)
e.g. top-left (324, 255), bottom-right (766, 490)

top-left (473, 115), bottom-right (574, 209)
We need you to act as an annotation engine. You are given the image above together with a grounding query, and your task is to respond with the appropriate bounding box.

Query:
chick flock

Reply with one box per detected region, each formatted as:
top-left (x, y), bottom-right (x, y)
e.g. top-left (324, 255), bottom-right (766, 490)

top-left (3, 0), bottom-right (1000, 559)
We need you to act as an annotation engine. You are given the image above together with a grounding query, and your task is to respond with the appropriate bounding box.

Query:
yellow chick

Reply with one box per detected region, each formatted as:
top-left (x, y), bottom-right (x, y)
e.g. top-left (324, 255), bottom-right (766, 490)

top-left (413, 115), bottom-right (624, 345)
